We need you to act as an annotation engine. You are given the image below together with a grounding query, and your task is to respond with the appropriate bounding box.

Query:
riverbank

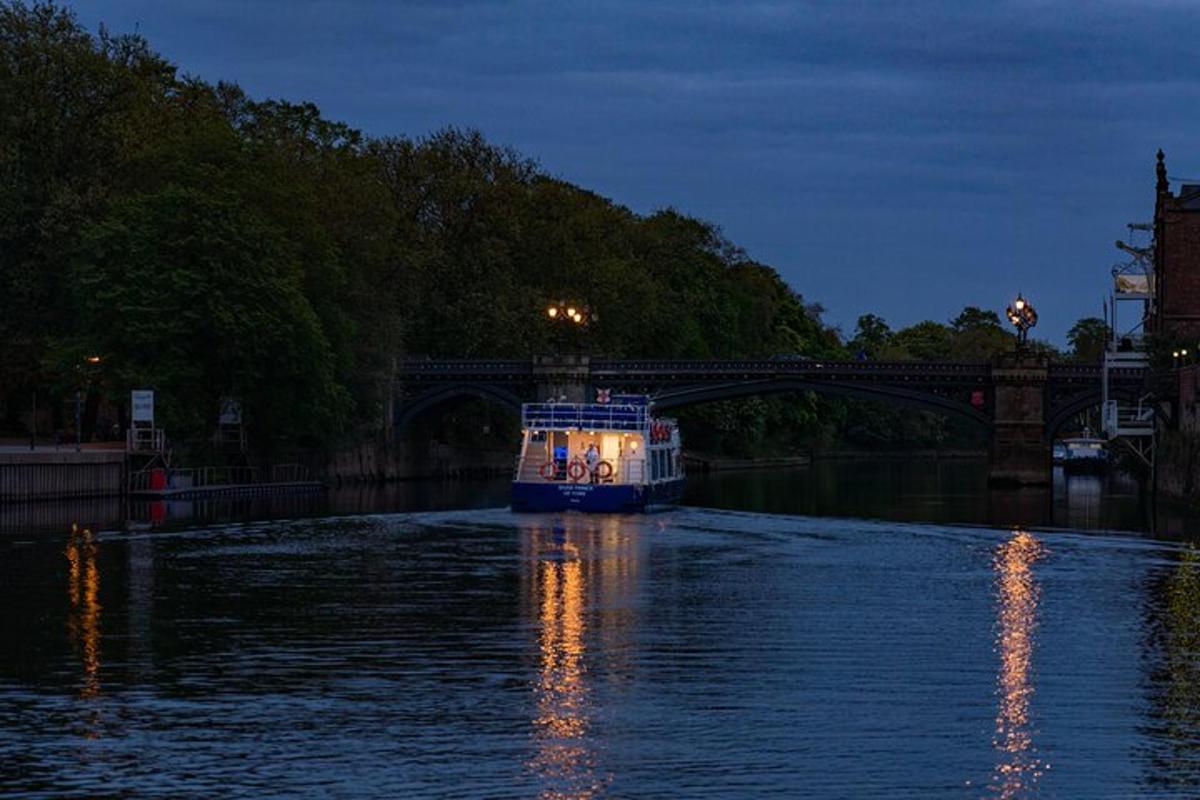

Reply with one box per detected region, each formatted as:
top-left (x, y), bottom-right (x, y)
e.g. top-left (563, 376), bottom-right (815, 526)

top-left (683, 453), bottom-right (812, 472)
top-left (683, 448), bottom-right (986, 473)
top-left (809, 448), bottom-right (986, 461)
top-left (0, 446), bottom-right (126, 501)
top-left (327, 439), bottom-right (513, 483)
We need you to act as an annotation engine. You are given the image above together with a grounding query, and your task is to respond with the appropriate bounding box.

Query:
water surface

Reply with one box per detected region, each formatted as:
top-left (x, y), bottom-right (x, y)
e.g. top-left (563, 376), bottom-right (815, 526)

top-left (3, 501), bottom-right (1200, 797)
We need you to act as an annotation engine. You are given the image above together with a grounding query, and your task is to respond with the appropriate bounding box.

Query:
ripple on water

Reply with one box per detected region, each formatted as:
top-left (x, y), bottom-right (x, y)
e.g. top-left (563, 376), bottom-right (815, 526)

top-left (1, 507), bottom-right (1198, 798)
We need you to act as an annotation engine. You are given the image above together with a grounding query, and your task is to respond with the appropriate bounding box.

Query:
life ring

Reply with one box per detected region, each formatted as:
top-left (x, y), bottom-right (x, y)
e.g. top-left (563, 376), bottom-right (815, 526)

top-left (567, 459), bottom-right (588, 482)
top-left (539, 461), bottom-right (557, 480)
top-left (595, 460), bottom-right (613, 480)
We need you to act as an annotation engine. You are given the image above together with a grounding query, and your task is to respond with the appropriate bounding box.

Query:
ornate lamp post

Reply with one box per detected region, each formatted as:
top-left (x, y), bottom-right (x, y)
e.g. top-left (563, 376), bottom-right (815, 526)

top-left (546, 300), bottom-right (595, 356)
top-left (1005, 293), bottom-right (1038, 351)
top-left (74, 355), bottom-right (102, 451)
top-left (546, 301), bottom-right (592, 327)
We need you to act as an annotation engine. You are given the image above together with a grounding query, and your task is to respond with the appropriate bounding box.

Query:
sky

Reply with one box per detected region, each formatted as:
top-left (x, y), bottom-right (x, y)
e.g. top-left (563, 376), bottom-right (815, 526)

top-left (70, 0), bottom-right (1200, 345)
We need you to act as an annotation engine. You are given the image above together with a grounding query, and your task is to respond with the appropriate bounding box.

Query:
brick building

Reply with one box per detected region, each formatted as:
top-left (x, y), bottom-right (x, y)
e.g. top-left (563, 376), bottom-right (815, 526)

top-left (1152, 150), bottom-right (1200, 340)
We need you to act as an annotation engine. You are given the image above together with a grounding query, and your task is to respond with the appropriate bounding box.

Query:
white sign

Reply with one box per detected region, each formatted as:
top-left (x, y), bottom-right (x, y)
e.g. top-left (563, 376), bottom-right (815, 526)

top-left (1115, 274), bottom-right (1152, 295)
top-left (131, 390), bottom-right (154, 424)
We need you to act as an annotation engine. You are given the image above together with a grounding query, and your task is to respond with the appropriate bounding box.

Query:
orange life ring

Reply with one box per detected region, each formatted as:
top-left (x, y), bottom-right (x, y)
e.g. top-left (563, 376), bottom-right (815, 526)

top-left (567, 460), bottom-right (588, 482)
top-left (595, 460), bottom-right (613, 480)
top-left (539, 461), bottom-right (557, 480)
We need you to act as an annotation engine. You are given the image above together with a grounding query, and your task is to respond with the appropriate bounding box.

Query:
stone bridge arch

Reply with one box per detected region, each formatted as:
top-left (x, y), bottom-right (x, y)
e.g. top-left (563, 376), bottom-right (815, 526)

top-left (651, 377), bottom-right (992, 429)
top-left (394, 383), bottom-right (525, 433)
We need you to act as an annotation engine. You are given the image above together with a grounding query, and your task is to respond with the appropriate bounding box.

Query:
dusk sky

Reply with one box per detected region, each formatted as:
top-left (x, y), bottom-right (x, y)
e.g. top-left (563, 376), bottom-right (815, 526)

top-left (71, 0), bottom-right (1200, 344)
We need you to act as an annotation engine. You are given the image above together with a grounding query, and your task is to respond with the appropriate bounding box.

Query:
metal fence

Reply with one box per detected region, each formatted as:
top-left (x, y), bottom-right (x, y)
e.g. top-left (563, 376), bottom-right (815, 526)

top-left (128, 463), bottom-right (313, 494)
top-left (0, 461), bottom-right (126, 502)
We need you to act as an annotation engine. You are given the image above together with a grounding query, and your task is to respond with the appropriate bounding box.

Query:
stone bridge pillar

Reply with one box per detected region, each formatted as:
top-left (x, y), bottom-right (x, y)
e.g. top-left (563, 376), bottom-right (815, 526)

top-left (988, 354), bottom-right (1050, 486)
top-left (532, 355), bottom-right (591, 403)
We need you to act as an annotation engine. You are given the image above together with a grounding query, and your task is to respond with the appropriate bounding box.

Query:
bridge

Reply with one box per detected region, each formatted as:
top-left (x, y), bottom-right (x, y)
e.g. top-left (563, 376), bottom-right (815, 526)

top-left (395, 355), bottom-right (1149, 484)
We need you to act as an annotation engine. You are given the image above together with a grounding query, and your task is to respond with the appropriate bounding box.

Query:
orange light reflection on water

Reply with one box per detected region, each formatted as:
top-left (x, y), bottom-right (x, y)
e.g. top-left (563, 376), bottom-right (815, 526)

top-left (528, 534), bottom-right (603, 800)
top-left (65, 525), bottom-right (102, 734)
top-left (991, 529), bottom-right (1047, 798)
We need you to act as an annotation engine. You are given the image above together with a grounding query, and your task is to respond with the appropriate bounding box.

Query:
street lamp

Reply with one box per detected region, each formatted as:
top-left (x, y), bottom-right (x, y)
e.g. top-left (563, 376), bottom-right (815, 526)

top-left (74, 355), bottom-right (102, 452)
top-left (546, 300), bottom-right (593, 326)
top-left (1005, 293), bottom-right (1038, 350)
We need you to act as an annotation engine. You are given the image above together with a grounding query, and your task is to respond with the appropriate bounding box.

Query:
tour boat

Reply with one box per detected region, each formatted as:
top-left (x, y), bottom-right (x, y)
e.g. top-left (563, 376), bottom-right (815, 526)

top-left (1058, 431), bottom-right (1109, 473)
top-left (510, 393), bottom-right (685, 512)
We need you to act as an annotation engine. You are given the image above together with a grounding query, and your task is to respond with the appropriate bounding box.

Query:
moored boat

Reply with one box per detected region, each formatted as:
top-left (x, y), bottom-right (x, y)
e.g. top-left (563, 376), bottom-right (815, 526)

top-left (1059, 432), bottom-right (1109, 473)
top-left (511, 393), bottom-right (684, 512)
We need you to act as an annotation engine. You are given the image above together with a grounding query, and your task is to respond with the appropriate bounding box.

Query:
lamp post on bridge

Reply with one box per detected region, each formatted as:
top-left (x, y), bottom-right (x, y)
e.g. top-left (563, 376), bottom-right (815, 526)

top-left (540, 301), bottom-right (595, 402)
top-left (546, 300), bottom-right (595, 356)
top-left (73, 355), bottom-right (103, 452)
top-left (1006, 293), bottom-right (1038, 351)
top-left (546, 301), bottom-right (592, 327)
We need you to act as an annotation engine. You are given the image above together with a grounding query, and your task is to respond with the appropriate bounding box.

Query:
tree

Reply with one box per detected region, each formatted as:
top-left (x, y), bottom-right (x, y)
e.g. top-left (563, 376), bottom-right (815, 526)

top-left (1067, 317), bottom-right (1108, 363)
top-left (885, 321), bottom-right (954, 361)
top-left (950, 306), bottom-right (1003, 332)
top-left (850, 314), bottom-right (892, 357)
top-left (70, 185), bottom-right (349, 444)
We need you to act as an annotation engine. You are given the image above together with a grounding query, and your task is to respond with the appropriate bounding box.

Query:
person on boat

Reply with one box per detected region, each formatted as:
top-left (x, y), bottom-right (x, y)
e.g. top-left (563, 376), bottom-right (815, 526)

top-left (553, 444), bottom-right (568, 480)
top-left (584, 442), bottom-right (601, 483)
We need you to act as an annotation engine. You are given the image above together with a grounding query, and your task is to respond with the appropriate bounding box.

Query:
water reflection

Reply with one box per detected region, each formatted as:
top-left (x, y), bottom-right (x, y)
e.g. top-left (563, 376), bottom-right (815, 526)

top-left (991, 530), bottom-right (1047, 798)
top-left (521, 518), bottom-right (641, 799)
top-left (1148, 546), bottom-right (1200, 783)
top-left (526, 523), bottom-right (599, 799)
top-left (64, 524), bottom-right (102, 735)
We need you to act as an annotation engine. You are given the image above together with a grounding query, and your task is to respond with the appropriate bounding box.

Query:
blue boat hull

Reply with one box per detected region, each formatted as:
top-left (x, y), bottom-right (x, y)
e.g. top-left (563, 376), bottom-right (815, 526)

top-left (511, 479), bottom-right (684, 513)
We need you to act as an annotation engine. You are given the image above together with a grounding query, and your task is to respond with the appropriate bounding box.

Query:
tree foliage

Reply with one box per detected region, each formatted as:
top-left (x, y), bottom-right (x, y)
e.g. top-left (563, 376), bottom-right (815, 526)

top-left (1067, 317), bottom-right (1108, 363)
top-left (0, 3), bottom-right (1104, 457)
top-left (0, 3), bottom-right (840, 451)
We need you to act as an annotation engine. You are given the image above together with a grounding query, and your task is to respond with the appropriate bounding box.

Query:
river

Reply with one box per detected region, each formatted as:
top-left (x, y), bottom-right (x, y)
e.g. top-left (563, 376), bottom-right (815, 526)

top-left (2, 460), bottom-right (1200, 797)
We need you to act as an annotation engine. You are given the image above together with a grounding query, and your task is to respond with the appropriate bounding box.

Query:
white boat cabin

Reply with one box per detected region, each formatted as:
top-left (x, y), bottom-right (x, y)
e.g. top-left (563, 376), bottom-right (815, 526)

top-left (514, 397), bottom-right (682, 486)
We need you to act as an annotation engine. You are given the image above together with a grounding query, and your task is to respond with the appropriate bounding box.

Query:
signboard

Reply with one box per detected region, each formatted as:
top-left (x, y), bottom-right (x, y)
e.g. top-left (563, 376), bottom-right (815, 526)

top-left (1115, 274), bottom-right (1152, 296)
top-left (131, 390), bottom-right (154, 424)
top-left (218, 397), bottom-right (242, 425)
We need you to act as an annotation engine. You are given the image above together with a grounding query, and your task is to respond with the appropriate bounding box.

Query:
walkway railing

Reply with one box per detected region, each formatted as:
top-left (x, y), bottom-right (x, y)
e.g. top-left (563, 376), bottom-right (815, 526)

top-left (129, 463), bottom-right (313, 494)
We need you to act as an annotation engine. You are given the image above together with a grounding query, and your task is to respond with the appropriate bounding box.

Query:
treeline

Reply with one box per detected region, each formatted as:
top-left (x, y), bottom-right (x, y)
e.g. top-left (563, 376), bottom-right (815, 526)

top-left (0, 3), bottom-right (1106, 456)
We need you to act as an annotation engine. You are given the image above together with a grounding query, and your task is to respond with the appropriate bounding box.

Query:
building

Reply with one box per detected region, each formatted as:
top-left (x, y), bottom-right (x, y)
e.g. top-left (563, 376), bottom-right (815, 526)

top-left (1152, 150), bottom-right (1200, 340)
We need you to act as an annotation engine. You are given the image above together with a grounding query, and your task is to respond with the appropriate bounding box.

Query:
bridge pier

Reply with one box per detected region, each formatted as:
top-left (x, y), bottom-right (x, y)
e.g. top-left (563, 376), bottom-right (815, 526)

top-left (533, 355), bottom-right (590, 403)
top-left (988, 354), bottom-right (1050, 486)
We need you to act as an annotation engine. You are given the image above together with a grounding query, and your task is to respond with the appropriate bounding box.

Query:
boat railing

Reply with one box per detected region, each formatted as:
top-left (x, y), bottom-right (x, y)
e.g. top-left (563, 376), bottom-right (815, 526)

top-left (522, 403), bottom-right (648, 432)
top-left (513, 454), bottom-right (646, 485)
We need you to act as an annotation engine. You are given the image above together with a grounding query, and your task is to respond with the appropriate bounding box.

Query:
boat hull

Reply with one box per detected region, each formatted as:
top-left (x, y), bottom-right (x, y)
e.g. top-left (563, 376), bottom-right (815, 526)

top-left (1061, 457), bottom-right (1108, 474)
top-left (511, 479), bottom-right (684, 513)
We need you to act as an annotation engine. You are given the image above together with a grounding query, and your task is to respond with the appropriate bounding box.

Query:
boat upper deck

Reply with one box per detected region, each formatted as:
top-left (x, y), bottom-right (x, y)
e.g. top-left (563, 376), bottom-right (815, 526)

top-left (522, 402), bottom-right (651, 432)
